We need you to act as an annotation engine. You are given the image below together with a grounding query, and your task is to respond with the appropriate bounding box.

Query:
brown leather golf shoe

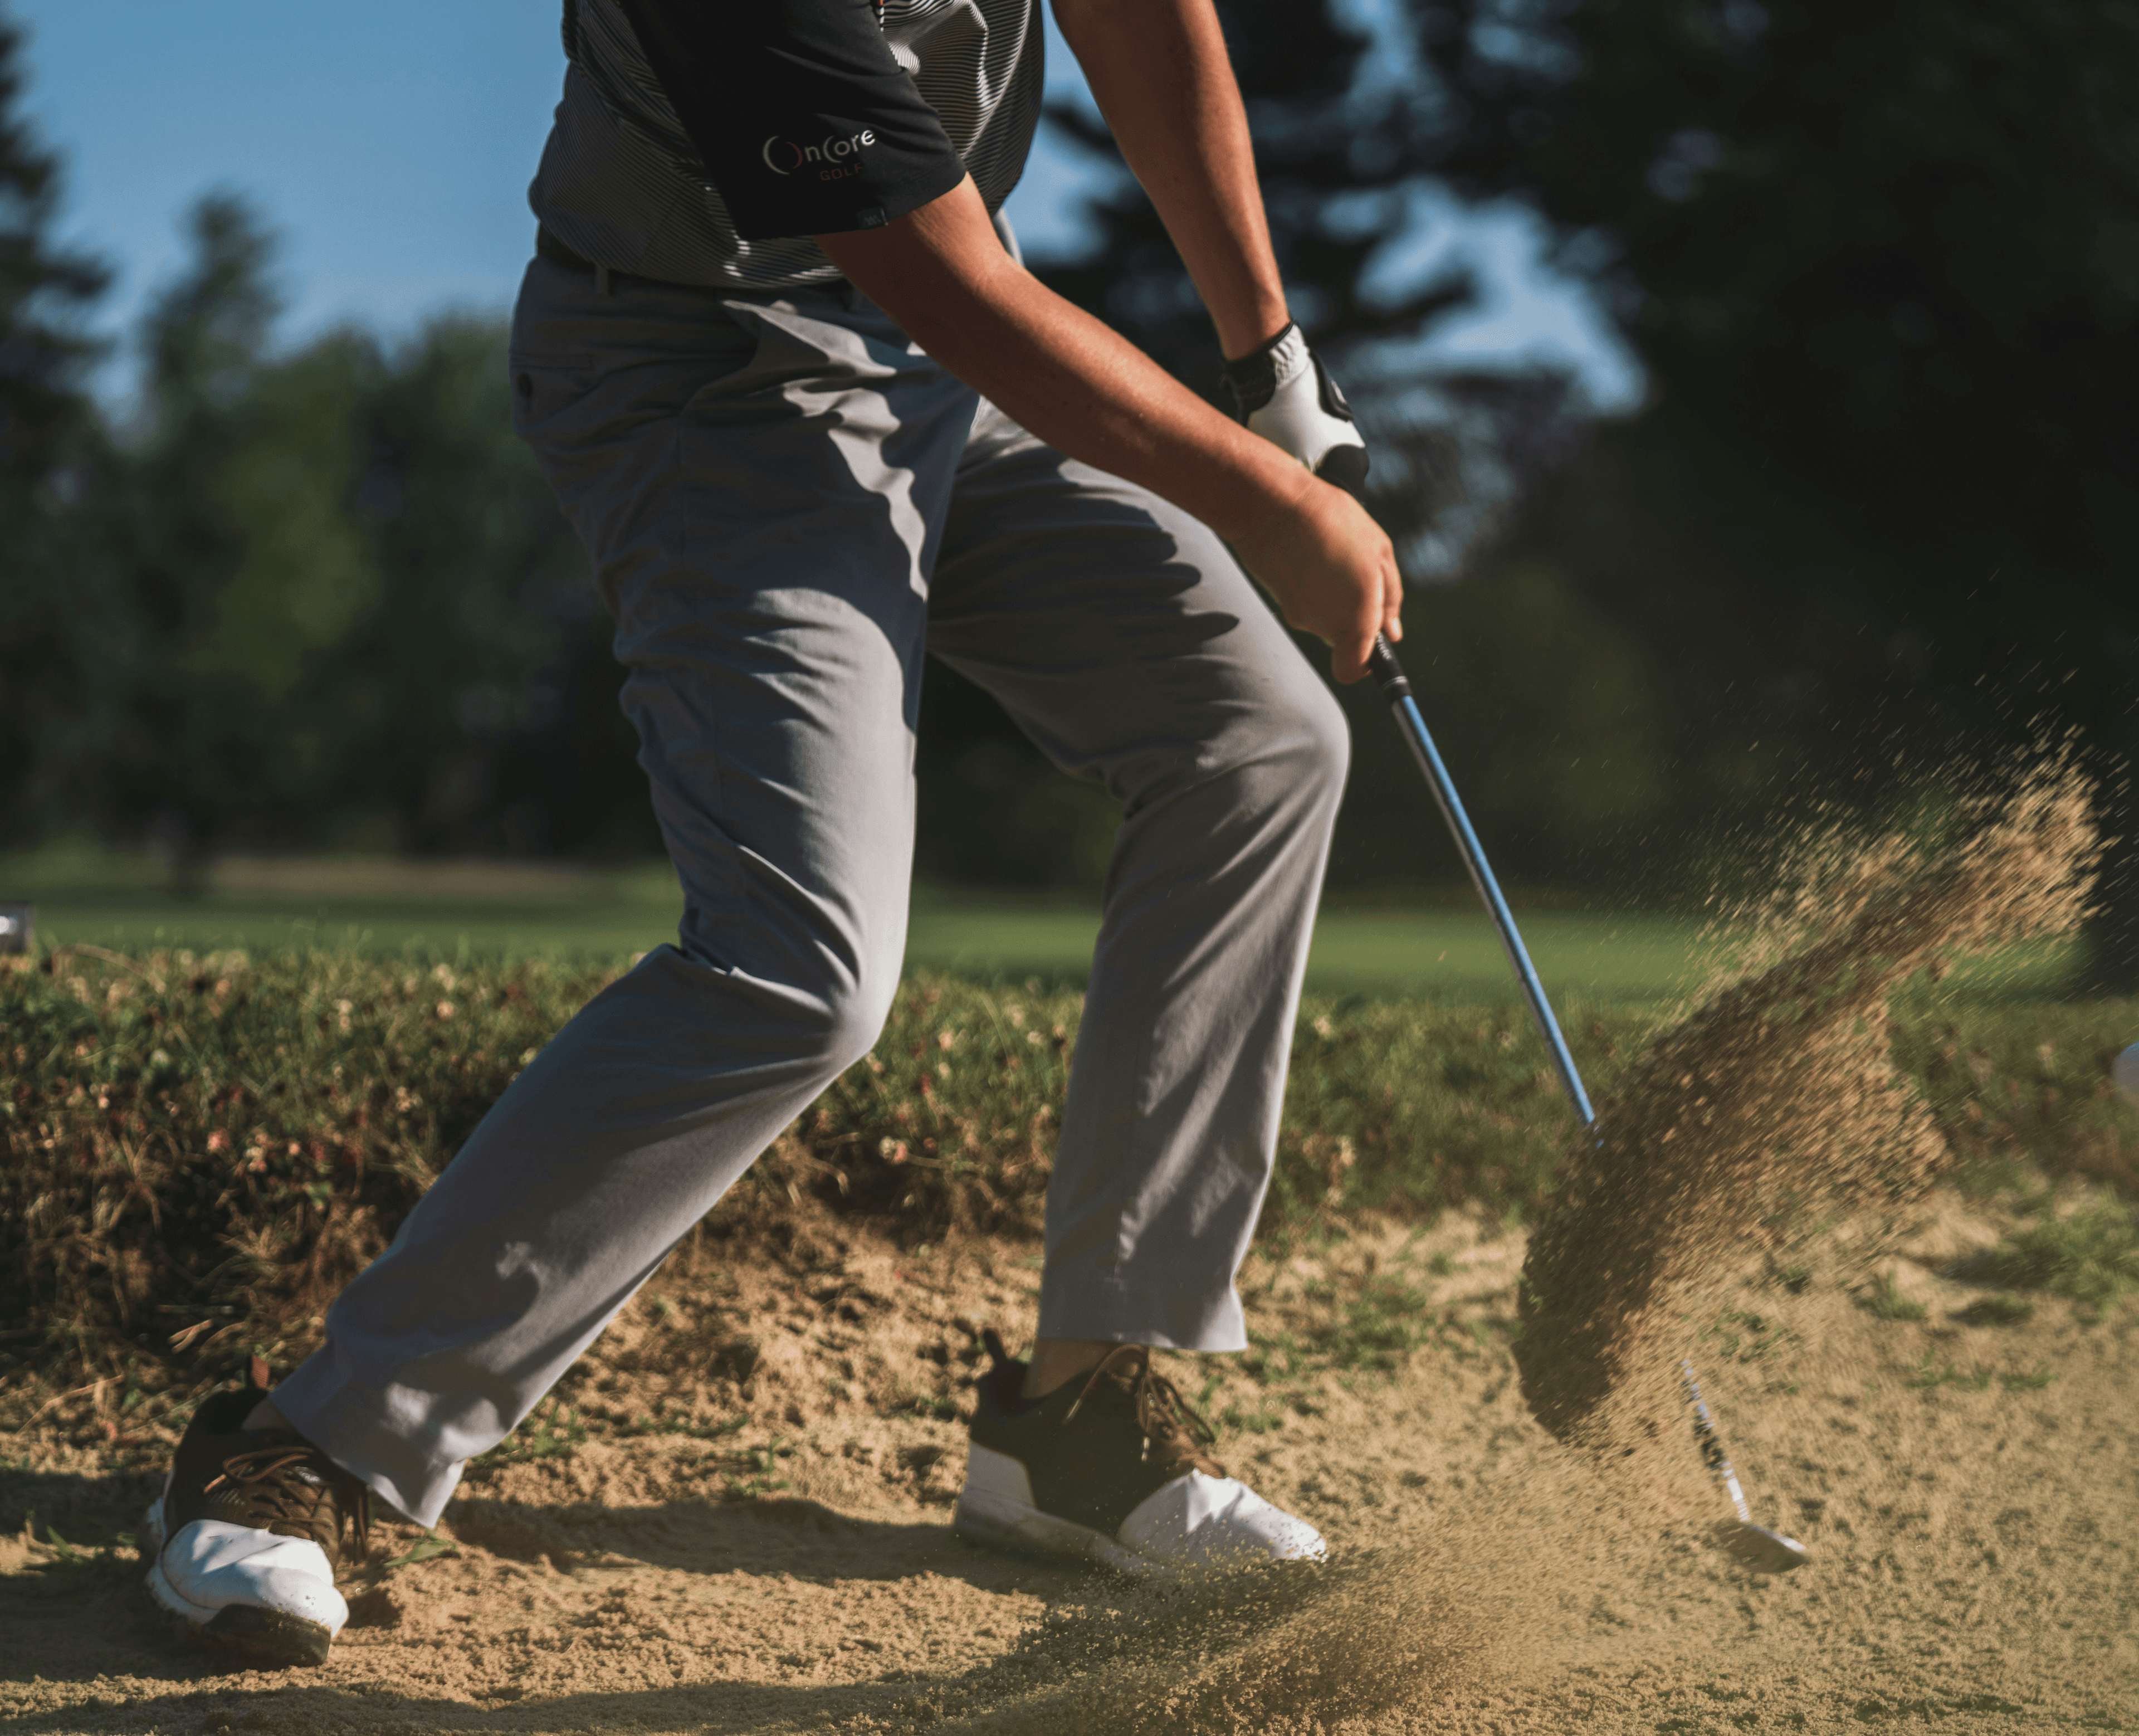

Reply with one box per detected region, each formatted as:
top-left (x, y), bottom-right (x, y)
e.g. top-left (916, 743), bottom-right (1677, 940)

top-left (140, 1379), bottom-right (370, 1667)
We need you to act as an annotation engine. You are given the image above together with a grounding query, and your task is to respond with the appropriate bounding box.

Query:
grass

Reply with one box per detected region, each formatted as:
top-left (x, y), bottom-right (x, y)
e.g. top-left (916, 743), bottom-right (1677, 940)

top-left (0, 1511), bottom-right (142, 1618)
top-left (1232, 1259), bottom-right (1513, 1429)
top-left (1863, 1275), bottom-right (1929, 1321)
top-left (1698, 1308), bottom-right (1796, 1362)
top-left (2, 846), bottom-right (685, 968)
top-left (1906, 1352), bottom-right (1993, 1392)
top-left (0, 843), bottom-right (2085, 1001)
top-left (380, 1534), bottom-right (460, 1571)
top-left (0, 945), bottom-right (1641, 1389)
top-left (1955, 1293), bottom-right (2035, 1327)
top-left (1, 937), bottom-right (2132, 1398)
top-left (1899, 1354), bottom-right (2056, 1396)
top-left (1889, 999), bottom-right (2139, 1197)
top-left (926, 898), bottom-right (1724, 1002)
top-left (474, 1398), bottom-right (589, 1467)
top-left (1966, 1203), bottom-right (2139, 1310)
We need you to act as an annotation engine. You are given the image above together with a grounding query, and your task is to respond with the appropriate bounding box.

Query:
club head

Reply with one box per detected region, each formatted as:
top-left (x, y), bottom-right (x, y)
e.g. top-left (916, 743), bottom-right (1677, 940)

top-left (1717, 1520), bottom-right (1811, 1574)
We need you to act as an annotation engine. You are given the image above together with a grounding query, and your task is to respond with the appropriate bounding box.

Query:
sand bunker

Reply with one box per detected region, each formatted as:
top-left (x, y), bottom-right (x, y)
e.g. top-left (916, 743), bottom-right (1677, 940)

top-left (4, 1191), bottom-right (2136, 1733)
top-left (1516, 754), bottom-right (2099, 1502)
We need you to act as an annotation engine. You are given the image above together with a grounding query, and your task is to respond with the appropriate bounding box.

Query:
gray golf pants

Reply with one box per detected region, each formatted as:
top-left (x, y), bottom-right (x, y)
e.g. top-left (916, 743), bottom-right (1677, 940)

top-left (273, 256), bottom-right (1348, 1527)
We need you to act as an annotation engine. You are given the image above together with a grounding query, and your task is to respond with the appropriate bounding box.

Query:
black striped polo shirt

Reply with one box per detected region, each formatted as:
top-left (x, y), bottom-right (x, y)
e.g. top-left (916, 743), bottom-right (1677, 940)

top-left (531, 0), bottom-right (1043, 290)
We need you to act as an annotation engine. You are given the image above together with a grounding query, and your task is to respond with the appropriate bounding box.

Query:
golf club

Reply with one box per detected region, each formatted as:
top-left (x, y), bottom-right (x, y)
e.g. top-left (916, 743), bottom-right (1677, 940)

top-left (1364, 632), bottom-right (1810, 1574)
top-left (1683, 1361), bottom-right (1811, 1573)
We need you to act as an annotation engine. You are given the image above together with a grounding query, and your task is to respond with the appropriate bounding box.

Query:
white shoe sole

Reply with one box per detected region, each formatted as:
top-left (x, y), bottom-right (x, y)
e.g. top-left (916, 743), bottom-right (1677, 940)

top-left (953, 1443), bottom-right (1328, 1576)
top-left (952, 1482), bottom-right (1160, 1577)
top-left (139, 1495), bottom-right (339, 1667)
top-left (144, 1555), bottom-right (336, 1666)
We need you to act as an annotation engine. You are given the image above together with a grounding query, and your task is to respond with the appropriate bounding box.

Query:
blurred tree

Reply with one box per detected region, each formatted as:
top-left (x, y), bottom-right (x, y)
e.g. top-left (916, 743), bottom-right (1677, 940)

top-left (92, 194), bottom-right (370, 882)
top-left (1042, 0), bottom-right (1604, 575)
top-left (324, 315), bottom-right (643, 858)
top-left (1019, 0), bottom-right (2139, 960)
top-left (1039, 0), bottom-right (1473, 386)
top-left (0, 8), bottom-right (111, 844)
top-left (78, 193), bottom-right (642, 876)
top-left (1406, 0), bottom-right (2139, 978)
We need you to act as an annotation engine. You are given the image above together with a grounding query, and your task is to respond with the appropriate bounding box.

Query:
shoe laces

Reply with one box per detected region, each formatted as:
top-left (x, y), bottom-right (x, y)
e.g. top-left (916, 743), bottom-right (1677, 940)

top-left (1064, 1345), bottom-right (1228, 1480)
top-left (204, 1441), bottom-right (372, 1555)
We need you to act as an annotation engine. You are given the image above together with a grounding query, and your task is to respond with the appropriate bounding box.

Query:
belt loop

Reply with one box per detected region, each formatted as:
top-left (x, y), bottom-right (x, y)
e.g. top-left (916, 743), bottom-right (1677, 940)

top-left (595, 264), bottom-right (612, 297)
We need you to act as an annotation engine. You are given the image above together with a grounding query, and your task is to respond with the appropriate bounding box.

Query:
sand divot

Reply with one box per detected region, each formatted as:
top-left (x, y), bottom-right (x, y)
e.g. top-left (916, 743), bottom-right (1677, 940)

top-left (1516, 754), bottom-right (2099, 1516)
top-left (909, 1554), bottom-right (1482, 1733)
top-left (906, 1441), bottom-right (1716, 1734)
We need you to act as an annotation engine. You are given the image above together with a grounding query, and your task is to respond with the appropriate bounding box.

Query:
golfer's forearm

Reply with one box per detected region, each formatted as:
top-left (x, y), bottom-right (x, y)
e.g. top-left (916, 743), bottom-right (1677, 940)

top-left (1054, 0), bottom-right (1287, 360)
top-left (819, 182), bottom-right (1308, 539)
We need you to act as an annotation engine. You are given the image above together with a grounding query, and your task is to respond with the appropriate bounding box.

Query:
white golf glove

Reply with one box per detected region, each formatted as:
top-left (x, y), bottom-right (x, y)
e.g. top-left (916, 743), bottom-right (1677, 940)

top-left (1219, 323), bottom-right (1370, 495)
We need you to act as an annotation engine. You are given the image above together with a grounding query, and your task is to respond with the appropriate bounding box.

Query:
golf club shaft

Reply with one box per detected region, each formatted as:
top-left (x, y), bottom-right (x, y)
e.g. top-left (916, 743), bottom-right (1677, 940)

top-left (1364, 632), bottom-right (1800, 1561)
top-left (1681, 1362), bottom-right (1755, 1525)
top-left (1365, 635), bottom-right (1596, 1126)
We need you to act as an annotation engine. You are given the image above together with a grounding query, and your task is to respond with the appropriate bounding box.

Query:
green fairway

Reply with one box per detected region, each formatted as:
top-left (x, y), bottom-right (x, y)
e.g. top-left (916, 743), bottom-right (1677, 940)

top-left (4, 848), bottom-right (682, 966)
top-left (908, 894), bottom-right (1726, 1004)
top-left (0, 846), bottom-right (2081, 1003)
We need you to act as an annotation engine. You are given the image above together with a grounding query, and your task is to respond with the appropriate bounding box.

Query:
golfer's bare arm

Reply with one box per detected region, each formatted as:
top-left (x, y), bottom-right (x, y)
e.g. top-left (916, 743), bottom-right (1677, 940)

top-left (1051, 0), bottom-right (1286, 362)
top-left (817, 5), bottom-right (1400, 681)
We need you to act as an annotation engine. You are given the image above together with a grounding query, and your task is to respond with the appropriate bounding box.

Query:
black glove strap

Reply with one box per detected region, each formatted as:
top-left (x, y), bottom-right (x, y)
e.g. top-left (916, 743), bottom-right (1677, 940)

top-left (1218, 322), bottom-right (1300, 420)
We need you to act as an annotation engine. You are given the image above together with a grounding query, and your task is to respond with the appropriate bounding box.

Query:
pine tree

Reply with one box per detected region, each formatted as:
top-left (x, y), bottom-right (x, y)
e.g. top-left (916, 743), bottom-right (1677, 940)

top-left (0, 8), bottom-right (111, 842)
top-left (1038, 2), bottom-right (1468, 382)
top-left (99, 196), bottom-right (604, 872)
top-left (97, 193), bottom-right (325, 882)
top-left (1410, 0), bottom-right (2139, 982)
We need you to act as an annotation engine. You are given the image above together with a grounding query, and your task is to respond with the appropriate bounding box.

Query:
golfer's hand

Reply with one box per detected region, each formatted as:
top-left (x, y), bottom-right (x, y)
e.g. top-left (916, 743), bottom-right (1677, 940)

top-left (1236, 474), bottom-right (1402, 684)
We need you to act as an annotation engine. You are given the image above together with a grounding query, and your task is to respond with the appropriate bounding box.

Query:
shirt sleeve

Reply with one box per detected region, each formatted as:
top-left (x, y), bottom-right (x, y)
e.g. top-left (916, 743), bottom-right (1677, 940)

top-left (616, 0), bottom-right (969, 241)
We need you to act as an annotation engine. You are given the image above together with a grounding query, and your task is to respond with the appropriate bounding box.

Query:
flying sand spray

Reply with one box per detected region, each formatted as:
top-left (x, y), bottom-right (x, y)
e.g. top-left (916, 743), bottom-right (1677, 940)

top-left (1364, 634), bottom-right (1810, 1574)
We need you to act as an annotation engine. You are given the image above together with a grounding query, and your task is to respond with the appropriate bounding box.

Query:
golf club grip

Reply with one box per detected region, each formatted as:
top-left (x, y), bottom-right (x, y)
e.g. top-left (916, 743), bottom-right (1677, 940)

top-left (1367, 633), bottom-right (1411, 699)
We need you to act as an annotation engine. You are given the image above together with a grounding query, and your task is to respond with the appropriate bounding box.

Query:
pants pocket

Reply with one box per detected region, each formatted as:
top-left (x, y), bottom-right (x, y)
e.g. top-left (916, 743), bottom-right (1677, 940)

top-left (507, 351), bottom-right (597, 436)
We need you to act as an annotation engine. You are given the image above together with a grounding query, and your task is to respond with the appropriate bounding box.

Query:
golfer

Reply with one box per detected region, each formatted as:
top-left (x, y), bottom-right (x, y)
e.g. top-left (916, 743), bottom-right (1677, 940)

top-left (141, 0), bottom-right (1400, 1666)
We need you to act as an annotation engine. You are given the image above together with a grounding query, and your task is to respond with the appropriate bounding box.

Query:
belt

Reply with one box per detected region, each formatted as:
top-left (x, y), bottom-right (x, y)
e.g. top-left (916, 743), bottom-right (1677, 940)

top-left (535, 226), bottom-right (628, 294)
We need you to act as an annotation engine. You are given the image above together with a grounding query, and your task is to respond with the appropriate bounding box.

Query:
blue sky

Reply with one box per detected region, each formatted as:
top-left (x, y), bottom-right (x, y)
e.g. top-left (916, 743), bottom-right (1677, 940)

top-left (10, 0), bottom-right (1635, 408)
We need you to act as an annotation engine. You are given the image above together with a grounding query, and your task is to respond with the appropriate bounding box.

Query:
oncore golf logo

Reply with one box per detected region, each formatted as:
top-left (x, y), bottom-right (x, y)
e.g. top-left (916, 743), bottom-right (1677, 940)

top-left (762, 128), bottom-right (877, 181)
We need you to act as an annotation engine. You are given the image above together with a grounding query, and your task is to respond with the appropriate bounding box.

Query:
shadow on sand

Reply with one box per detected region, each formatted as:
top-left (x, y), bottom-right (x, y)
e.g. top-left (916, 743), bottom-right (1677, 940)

top-left (1, 1474), bottom-right (1110, 1734)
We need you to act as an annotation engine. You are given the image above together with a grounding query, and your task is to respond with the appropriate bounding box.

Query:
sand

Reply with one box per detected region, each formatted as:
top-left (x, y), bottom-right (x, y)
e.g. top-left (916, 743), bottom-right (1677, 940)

top-left (4, 1194), bottom-right (2135, 1734)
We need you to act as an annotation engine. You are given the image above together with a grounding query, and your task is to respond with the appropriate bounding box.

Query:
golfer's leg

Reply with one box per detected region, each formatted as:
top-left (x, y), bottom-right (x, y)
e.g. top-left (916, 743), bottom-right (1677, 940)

top-left (270, 268), bottom-right (971, 1527)
top-left (930, 415), bottom-right (1349, 1355)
